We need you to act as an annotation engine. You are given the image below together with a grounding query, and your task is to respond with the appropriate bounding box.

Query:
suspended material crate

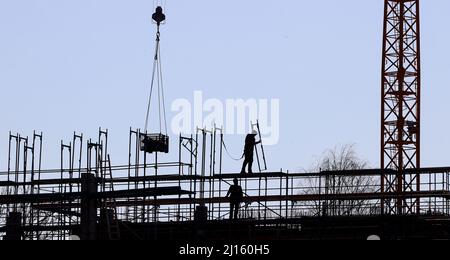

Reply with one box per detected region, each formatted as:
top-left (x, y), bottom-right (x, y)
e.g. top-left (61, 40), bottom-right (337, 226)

top-left (140, 133), bottom-right (169, 154)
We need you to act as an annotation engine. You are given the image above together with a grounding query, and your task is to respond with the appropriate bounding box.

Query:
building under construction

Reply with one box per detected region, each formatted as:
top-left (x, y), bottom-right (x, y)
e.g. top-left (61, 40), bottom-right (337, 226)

top-left (2, 0), bottom-right (450, 240)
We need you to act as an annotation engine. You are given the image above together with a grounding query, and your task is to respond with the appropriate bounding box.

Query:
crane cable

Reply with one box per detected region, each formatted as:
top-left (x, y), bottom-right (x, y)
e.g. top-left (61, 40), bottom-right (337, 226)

top-left (144, 26), bottom-right (168, 135)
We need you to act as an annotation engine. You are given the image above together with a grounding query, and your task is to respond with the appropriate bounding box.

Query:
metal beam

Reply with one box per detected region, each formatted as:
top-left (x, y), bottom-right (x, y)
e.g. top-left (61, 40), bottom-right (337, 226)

top-left (0, 186), bottom-right (193, 204)
top-left (28, 190), bottom-right (450, 208)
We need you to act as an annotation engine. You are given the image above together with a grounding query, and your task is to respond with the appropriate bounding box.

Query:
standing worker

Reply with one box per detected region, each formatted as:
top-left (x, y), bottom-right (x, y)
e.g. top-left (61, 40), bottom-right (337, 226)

top-left (241, 130), bottom-right (261, 174)
top-left (226, 178), bottom-right (243, 220)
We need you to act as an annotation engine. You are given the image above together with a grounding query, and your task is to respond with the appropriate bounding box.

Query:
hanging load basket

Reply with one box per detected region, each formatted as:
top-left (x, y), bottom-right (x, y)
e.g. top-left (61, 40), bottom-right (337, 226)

top-left (142, 6), bottom-right (169, 154)
top-left (140, 133), bottom-right (169, 154)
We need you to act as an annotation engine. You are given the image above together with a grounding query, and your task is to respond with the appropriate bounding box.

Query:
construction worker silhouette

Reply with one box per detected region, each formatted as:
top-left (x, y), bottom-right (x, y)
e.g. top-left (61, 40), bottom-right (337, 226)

top-left (241, 130), bottom-right (261, 174)
top-left (226, 178), bottom-right (243, 220)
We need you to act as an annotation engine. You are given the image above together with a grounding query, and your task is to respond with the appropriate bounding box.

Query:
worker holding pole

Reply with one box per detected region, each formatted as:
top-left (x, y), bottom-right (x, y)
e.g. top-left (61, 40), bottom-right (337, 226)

top-left (240, 130), bottom-right (261, 174)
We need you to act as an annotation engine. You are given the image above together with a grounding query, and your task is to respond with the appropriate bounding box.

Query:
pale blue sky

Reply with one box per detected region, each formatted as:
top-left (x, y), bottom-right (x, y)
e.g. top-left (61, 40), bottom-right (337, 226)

top-left (0, 0), bottom-right (449, 173)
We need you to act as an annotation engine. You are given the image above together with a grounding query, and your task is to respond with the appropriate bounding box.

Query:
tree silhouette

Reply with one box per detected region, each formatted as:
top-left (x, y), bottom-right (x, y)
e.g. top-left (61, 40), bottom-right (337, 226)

top-left (297, 144), bottom-right (377, 217)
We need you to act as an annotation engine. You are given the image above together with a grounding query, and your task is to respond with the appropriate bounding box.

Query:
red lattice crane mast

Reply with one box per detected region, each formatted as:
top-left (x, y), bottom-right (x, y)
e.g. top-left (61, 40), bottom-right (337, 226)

top-left (381, 0), bottom-right (421, 215)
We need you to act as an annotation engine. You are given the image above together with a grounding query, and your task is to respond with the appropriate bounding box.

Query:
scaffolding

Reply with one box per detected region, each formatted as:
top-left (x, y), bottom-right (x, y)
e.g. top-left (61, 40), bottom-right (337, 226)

top-left (0, 128), bottom-right (450, 240)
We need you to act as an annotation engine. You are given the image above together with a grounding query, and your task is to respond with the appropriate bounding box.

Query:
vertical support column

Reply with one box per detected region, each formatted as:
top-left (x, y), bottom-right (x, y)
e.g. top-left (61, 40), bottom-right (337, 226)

top-left (285, 172), bottom-right (289, 220)
top-left (72, 132), bottom-right (83, 225)
top-left (200, 129), bottom-right (206, 202)
top-left (136, 129), bottom-right (140, 222)
top-left (381, 0), bottom-right (421, 215)
top-left (127, 128), bottom-right (132, 222)
top-left (61, 140), bottom-right (72, 239)
top-left (22, 137), bottom-right (31, 237)
top-left (178, 134), bottom-right (182, 221)
top-left (143, 131), bottom-right (148, 223)
top-left (80, 173), bottom-right (98, 241)
top-left (447, 171), bottom-right (450, 215)
top-left (218, 130), bottom-right (223, 219)
top-left (32, 131), bottom-right (43, 240)
top-left (128, 128), bottom-right (140, 222)
top-left (258, 176), bottom-right (262, 220)
top-left (154, 152), bottom-right (158, 222)
top-left (4, 212), bottom-right (23, 241)
top-left (6, 133), bottom-right (17, 218)
top-left (211, 127), bottom-right (216, 219)
top-left (193, 131), bottom-right (199, 220)
top-left (190, 134), bottom-right (194, 220)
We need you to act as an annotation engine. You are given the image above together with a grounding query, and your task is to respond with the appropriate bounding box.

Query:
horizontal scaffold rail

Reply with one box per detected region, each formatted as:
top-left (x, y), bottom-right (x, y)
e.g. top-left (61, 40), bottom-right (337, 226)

top-left (0, 187), bottom-right (193, 204)
top-left (2, 167), bottom-right (450, 186)
top-left (24, 190), bottom-right (450, 210)
top-left (109, 190), bottom-right (450, 207)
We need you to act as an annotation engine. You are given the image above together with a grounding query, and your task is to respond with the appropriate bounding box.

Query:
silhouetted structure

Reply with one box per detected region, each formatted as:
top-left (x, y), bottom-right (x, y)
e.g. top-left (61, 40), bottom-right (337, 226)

top-left (1, 0), bottom-right (449, 241)
top-left (1, 128), bottom-right (450, 240)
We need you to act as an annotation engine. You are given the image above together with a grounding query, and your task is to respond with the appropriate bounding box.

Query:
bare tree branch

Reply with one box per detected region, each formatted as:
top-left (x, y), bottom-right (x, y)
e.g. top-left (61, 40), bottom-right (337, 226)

top-left (296, 144), bottom-right (378, 217)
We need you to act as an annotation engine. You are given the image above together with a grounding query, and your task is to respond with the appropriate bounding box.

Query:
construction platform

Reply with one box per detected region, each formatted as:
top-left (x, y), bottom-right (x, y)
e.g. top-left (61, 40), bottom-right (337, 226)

top-left (1, 128), bottom-right (450, 240)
